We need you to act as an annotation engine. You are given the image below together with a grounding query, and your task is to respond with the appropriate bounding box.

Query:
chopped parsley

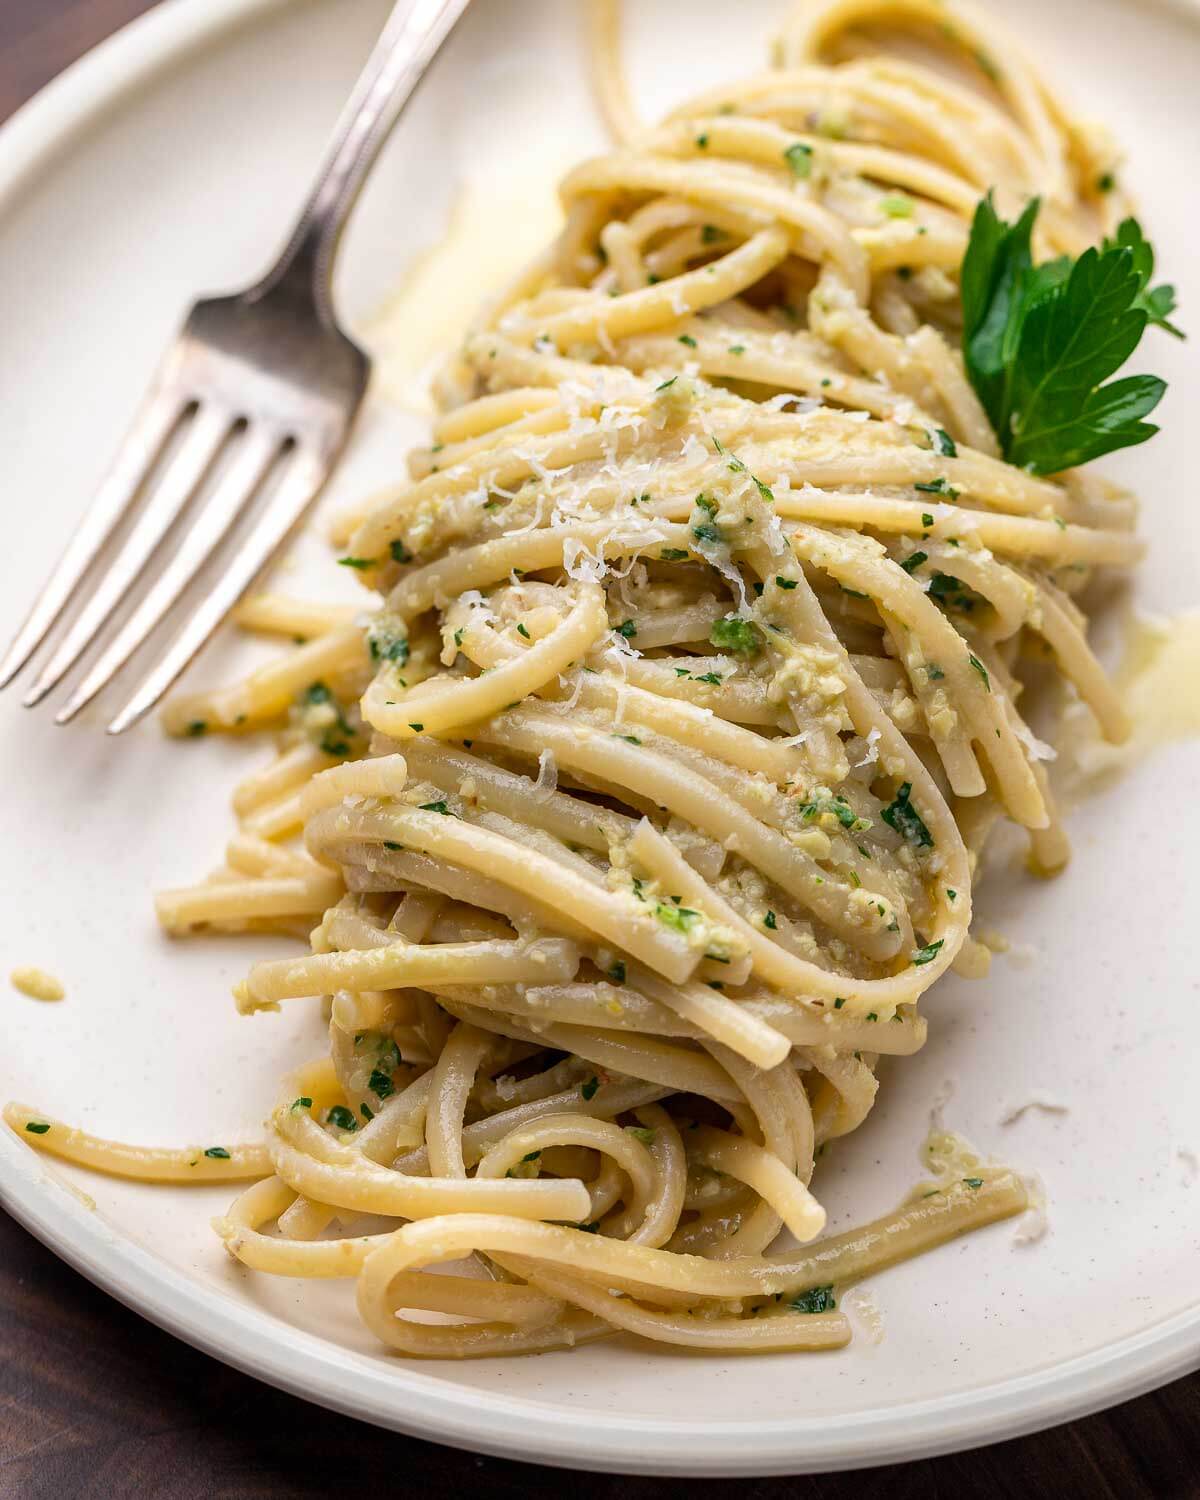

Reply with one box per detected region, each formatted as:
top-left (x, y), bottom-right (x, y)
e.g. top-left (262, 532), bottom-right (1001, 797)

top-left (655, 903), bottom-right (702, 933)
top-left (968, 653), bottom-right (991, 690)
top-left (616, 619), bottom-right (638, 639)
top-left (783, 142), bottom-right (814, 178)
top-left (931, 427), bottom-right (958, 457)
top-left (963, 1176), bottom-right (984, 1189)
top-left (881, 781), bottom-right (934, 848)
top-left (928, 571), bottom-right (980, 612)
top-left (389, 539), bottom-right (413, 564)
top-left (791, 1284), bottom-right (836, 1313)
top-left (24, 1121), bottom-right (50, 1135)
top-left (912, 939), bottom-right (945, 966)
top-left (608, 961), bottom-right (626, 984)
top-left (660, 547), bottom-right (689, 561)
top-left (204, 1147), bottom-right (231, 1160)
top-left (678, 333), bottom-right (698, 347)
top-left (368, 1067), bottom-right (395, 1100)
top-left (290, 1096), bottom-right (313, 1112)
top-left (798, 793), bottom-right (868, 832)
top-left (186, 720), bottom-right (207, 737)
top-left (763, 910), bottom-right (777, 930)
top-left (580, 1076), bottom-right (600, 1101)
top-left (337, 556), bottom-right (374, 571)
top-left (516, 622), bottom-right (531, 639)
top-left (367, 621), bottom-right (409, 665)
top-left (914, 477), bottom-right (959, 498)
top-left (326, 1106), bottom-right (357, 1132)
top-left (710, 617), bottom-right (761, 655)
top-left (775, 576), bottom-right (798, 590)
top-left (900, 550), bottom-right (928, 574)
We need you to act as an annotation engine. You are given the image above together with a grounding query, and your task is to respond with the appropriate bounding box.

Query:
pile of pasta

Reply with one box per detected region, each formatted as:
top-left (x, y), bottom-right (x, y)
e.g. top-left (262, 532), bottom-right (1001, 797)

top-left (18, 0), bottom-right (1144, 1357)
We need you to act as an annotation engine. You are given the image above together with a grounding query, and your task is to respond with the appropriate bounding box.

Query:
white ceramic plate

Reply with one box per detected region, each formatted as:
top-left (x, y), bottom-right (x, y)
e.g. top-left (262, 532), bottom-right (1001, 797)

top-left (1, 0), bottom-right (1198, 1476)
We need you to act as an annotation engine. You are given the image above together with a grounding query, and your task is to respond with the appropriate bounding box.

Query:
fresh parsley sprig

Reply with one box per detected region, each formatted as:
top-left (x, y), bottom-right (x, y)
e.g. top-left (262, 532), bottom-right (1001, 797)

top-left (961, 193), bottom-right (1181, 474)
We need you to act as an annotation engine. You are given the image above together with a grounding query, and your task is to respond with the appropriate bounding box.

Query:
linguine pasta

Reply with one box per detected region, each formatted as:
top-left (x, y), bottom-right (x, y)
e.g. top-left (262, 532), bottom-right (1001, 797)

top-left (10, 0), bottom-right (1160, 1358)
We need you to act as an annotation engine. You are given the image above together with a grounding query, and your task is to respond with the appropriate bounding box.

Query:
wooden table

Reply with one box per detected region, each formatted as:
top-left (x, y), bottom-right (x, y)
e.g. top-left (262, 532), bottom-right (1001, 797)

top-left (1, 5), bottom-right (1197, 1495)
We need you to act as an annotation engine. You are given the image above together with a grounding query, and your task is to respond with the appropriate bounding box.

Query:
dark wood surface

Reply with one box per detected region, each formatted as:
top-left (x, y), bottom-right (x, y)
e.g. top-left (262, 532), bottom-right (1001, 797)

top-left (1, 5), bottom-right (1197, 1495)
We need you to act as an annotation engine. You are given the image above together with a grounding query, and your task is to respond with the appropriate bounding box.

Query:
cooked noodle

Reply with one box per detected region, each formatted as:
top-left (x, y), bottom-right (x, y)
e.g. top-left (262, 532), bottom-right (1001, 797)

top-left (13, 0), bottom-right (1159, 1358)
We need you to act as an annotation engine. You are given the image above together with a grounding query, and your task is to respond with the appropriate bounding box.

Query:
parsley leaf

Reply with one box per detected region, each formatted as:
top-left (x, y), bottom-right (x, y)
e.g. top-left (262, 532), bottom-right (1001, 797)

top-left (961, 194), bottom-right (1176, 473)
top-left (1103, 218), bottom-right (1184, 339)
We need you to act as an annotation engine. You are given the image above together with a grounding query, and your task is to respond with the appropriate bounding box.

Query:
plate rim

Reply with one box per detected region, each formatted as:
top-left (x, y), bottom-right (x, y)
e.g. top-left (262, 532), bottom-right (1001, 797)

top-left (1, 0), bottom-right (1198, 1475)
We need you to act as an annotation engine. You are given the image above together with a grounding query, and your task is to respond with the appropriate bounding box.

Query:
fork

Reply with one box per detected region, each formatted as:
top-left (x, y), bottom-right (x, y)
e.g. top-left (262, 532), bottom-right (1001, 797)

top-left (0, 0), bottom-right (471, 734)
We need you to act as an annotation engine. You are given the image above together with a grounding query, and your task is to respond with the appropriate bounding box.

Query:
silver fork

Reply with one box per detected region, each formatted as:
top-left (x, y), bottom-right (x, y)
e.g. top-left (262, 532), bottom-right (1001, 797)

top-left (0, 0), bottom-right (471, 734)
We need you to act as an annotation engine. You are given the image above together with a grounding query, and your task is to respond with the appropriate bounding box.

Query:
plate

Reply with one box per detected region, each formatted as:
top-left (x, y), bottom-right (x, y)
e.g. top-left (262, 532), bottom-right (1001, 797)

top-left (1, 0), bottom-right (1198, 1476)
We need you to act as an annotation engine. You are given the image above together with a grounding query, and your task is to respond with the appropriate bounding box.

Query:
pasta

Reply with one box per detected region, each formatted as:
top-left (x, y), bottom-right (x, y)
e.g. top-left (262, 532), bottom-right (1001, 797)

top-left (13, 0), bottom-right (1168, 1359)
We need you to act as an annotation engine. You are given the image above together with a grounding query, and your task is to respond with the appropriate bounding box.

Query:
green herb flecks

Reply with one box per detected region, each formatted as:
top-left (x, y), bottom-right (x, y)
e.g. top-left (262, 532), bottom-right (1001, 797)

top-left (784, 142), bottom-right (813, 178)
top-left (968, 653), bottom-right (991, 690)
top-left (928, 571), bottom-right (982, 613)
top-left (655, 903), bottom-right (702, 934)
top-left (367, 621), bottom-right (409, 666)
top-left (791, 1284), bottom-right (836, 1313)
top-left (710, 617), bottom-right (761, 655)
top-left (881, 781), bottom-right (934, 848)
top-left (797, 792), bottom-right (870, 832)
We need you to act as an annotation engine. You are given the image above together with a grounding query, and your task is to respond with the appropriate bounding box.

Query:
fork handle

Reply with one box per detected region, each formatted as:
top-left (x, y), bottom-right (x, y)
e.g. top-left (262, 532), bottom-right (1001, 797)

top-left (254, 0), bottom-right (472, 321)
